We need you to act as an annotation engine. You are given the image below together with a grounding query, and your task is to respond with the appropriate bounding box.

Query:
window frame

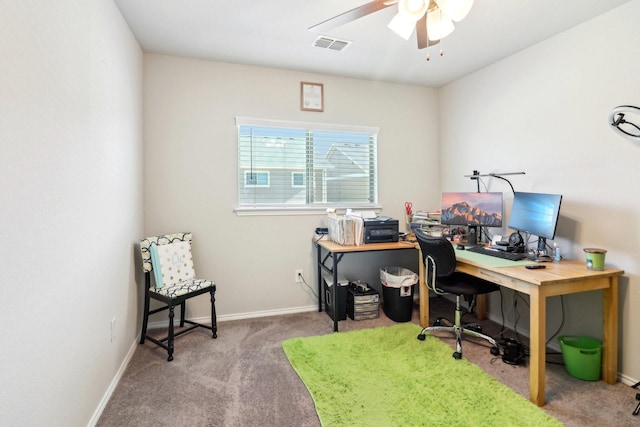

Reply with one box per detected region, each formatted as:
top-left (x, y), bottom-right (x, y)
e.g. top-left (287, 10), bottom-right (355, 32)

top-left (235, 117), bottom-right (380, 215)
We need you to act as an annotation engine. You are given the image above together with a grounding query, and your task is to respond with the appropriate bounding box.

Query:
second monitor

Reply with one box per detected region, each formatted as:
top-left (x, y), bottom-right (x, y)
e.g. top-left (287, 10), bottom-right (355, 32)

top-left (508, 191), bottom-right (563, 252)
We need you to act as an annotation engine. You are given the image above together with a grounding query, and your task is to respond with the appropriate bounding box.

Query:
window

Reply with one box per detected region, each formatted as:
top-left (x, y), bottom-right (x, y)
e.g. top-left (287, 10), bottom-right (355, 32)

top-left (236, 117), bottom-right (379, 211)
top-left (245, 171), bottom-right (269, 187)
top-left (291, 172), bottom-right (305, 188)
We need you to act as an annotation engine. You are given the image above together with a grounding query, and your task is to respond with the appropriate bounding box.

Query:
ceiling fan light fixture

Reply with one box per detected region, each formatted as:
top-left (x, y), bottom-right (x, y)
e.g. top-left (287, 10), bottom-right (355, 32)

top-left (398, 0), bottom-right (428, 20)
top-left (387, 12), bottom-right (417, 40)
top-left (426, 9), bottom-right (454, 41)
top-left (435, 0), bottom-right (474, 22)
top-left (388, 0), bottom-right (429, 40)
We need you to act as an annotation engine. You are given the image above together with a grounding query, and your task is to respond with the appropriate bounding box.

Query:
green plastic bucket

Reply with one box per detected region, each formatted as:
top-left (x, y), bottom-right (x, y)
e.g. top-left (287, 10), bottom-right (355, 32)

top-left (583, 248), bottom-right (607, 271)
top-left (558, 335), bottom-right (602, 381)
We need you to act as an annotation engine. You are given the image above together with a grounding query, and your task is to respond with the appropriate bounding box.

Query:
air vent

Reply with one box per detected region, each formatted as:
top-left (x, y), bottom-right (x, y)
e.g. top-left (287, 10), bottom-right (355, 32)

top-left (312, 35), bottom-right (351, 52)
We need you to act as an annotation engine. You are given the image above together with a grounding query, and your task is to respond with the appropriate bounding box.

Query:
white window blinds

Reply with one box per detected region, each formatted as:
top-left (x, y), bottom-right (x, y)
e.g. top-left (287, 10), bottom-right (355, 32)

top-left (236, 117), bottom-right (379, 209)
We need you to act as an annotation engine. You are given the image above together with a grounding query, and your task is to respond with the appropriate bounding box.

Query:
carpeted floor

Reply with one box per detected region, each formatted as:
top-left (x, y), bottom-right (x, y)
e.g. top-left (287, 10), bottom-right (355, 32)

top-left (97, 297), bottom-right (639, 427)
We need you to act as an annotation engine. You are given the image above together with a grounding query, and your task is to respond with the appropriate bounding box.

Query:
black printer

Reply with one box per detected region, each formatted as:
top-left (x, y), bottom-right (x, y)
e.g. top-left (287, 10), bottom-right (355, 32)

top-left (363, 216), bottom-right (399, 243)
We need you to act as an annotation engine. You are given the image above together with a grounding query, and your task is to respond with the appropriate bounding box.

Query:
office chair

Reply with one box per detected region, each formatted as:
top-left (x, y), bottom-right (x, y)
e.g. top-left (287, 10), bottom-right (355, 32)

top-left (139, 232), bottom-right (217, 361)
top-left (414, 229), bottom-right (500, 359)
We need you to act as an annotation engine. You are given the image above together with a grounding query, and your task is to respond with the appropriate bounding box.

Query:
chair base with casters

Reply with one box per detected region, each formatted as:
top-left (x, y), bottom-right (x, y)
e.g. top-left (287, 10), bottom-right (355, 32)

top-left (139, 232), bottom-right (217, 361)
top-left (414, 229), bottom-right (500, 360)
top-left (417, 293), bottom-right (500, 360)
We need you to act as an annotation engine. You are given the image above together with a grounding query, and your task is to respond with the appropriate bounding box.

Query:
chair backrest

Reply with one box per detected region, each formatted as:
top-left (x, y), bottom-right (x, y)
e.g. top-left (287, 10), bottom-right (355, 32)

top-left (414, 229), bottom-right (457, 277)
top-left (140, 232), bottom-right (193, 273)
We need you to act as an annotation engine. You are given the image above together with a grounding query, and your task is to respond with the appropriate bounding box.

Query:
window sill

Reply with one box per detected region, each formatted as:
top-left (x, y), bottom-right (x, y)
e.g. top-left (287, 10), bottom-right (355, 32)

top-left (234, 205), bottom-right (382, 217)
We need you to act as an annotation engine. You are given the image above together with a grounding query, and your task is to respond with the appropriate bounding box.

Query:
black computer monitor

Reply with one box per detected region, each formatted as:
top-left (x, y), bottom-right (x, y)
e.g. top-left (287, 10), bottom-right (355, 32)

top-left (441, 192), bottom-right (503, 246)
top-left (508, 191), bottom-right (562, 251)
top-left (441, 192), bottom-right (503, 227)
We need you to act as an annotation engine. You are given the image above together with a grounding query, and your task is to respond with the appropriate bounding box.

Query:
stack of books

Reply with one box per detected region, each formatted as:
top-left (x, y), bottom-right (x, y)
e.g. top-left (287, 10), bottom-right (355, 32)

top-left (410, 210), bottom-right (443, 233)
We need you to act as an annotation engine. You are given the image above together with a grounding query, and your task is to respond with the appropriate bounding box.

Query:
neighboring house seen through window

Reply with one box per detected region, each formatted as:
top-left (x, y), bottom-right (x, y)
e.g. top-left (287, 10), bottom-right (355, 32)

top-left (245, 171), bottom-right (269, 187)
top-left (236, 117), bottom-right (379, 211)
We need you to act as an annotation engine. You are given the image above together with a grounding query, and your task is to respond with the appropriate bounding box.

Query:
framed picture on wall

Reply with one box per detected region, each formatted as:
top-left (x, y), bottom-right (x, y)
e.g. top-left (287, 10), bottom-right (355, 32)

top-left (300, 82), bottom-right (324, 112)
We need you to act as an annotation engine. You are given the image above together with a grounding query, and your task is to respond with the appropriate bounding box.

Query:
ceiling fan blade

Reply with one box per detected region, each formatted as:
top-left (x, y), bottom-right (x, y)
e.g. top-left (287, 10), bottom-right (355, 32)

top-left (309, 0), bottom-right (397, 32)
top-left (416, 12), bottom-right (439, 49)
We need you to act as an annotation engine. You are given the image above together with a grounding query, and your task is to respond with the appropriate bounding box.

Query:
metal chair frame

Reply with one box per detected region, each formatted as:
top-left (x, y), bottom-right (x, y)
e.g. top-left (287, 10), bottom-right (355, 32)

top-left (415, 230), bottom-right (499, 359)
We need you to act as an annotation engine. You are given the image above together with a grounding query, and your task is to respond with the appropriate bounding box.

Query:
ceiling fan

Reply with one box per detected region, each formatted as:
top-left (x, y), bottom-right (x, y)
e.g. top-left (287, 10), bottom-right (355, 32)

top-left (309, 0), bottom-right (474, 51)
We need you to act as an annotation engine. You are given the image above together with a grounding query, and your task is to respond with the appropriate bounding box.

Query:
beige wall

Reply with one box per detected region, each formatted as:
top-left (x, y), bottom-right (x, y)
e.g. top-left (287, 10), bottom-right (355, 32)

top-left (4, 1), bottom-right (639, 425)
top-left (142, 55), bottom-right (439, 320)
top-left (439, 1), bottom-right (640, 382)
top-left (1, 1), bottom-right (143, 425)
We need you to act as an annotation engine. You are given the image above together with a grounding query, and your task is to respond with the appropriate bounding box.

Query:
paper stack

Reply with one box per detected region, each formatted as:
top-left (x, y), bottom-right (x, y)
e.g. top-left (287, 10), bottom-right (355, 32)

top-left (327, 213), bottom-right (364, 246)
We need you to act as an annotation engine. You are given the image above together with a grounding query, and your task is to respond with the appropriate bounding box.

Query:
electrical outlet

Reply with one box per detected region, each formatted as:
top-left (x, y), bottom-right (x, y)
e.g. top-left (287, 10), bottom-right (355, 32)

top-left (295, 269), bottom-right (304, 283)
top-left (110, 317), bottom-right (117, 342)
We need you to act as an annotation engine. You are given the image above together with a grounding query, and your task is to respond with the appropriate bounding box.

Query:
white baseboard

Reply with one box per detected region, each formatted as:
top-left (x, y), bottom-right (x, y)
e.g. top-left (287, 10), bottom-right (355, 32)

top-left (89, 304), bottom-right (318, 426)
top-left (619, 372), bottom-right (639, 387)
top-left (88, 338), bottom-right (138, 427)
top-left (146, 304), bottom-right (318, 329)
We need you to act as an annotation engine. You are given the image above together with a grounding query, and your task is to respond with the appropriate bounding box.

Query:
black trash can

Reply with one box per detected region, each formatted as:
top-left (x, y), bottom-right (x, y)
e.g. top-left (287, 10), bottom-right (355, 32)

top-left (380, 267), bottom-right (418, 322)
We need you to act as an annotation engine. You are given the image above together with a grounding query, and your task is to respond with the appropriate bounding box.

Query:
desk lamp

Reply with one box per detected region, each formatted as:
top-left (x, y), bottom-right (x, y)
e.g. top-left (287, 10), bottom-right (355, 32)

top-left (464, 170), bottom-right (525, 194)
top-left (461, 171), bottom-right (524, 245)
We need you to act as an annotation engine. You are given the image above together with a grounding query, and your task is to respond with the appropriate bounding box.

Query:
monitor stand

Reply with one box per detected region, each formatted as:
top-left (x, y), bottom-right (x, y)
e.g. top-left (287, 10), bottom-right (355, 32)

top-left (467, 226), bottom-right (478, 246)
top-left (537, 237), bottom-right (547, 254)
top-left (535, 237), bottom-right (552, 261)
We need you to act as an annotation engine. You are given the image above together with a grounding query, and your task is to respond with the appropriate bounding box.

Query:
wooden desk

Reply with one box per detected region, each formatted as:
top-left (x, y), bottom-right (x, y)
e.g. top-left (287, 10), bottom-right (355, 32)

top-left (316, 238), bottom-right (624, 407)
top-left (449, 251), bottom-right (623, 406)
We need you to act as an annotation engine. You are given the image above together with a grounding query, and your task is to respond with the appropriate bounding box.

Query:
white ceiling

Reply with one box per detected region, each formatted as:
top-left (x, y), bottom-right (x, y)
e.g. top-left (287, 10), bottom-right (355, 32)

top-left (114, 0), bottom-right (631, 88)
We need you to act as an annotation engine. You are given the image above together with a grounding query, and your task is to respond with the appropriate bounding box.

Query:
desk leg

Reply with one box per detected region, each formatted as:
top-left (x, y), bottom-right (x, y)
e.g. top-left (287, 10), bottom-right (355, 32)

top-left (418, 248), bottom-right (429, 328)
top-left (332, 263), bottom-right (338, 332)
top-left (476, 294), bottom-right (487, 320)
top-left (602, 275), bottom-right (619, 384)
top-left (316, 245), bottom-right (323, 312)
top-left (529, 287), bottom-right (546, 406)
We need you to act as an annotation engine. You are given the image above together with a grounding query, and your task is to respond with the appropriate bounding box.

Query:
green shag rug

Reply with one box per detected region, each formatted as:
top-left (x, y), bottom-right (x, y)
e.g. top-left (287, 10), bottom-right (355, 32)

top-left (282, 323), bottom-right (561, 427)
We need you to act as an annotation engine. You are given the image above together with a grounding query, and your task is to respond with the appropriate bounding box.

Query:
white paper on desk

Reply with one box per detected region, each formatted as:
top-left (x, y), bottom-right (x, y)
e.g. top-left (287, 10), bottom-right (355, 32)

top-left (344, 217), bottom-right (354, 245)
top-left (353, 210), bottom-right (377, 219)
top-left (327, 213), bottom-right (365, 245)
top-left (491, 235), bottom-right (502, 245)
top-left (327, 213), bottom-right (341, 244)
top-left (353, 216), bottom-right (364, 246)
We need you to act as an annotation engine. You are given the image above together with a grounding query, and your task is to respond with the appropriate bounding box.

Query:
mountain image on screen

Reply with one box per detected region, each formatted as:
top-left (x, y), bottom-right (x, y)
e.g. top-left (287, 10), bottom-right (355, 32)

top-left (441, 201), bottom-right (502, 226)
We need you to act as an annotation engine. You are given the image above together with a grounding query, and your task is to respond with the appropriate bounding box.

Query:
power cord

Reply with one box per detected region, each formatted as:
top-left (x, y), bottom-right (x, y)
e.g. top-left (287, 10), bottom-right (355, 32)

top-left (297, 272), bottom-right (318, 300)
top-left (493, 288), bottom-right (568, 367)
top-left (313, 234), bottom-right (327, 244)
